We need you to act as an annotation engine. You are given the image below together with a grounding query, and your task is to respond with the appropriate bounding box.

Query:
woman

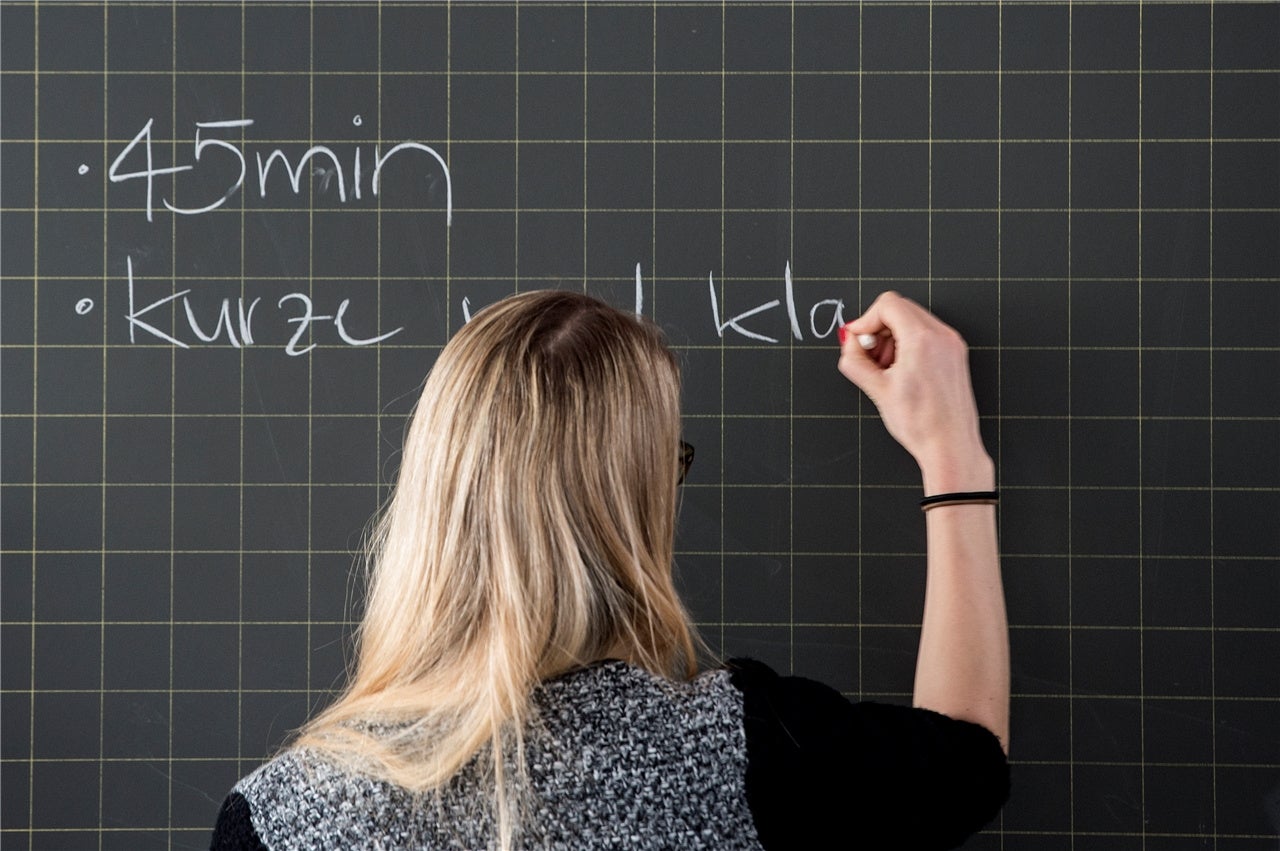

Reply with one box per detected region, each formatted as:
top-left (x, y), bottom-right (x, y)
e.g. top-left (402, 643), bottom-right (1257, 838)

top-left (211, 289), bottom-right (1009, 850)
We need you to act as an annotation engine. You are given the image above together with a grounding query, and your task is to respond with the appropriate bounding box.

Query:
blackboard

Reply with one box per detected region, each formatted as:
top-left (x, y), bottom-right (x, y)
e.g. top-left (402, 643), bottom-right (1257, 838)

top-left (2, 2), bottom-right (1278, 848)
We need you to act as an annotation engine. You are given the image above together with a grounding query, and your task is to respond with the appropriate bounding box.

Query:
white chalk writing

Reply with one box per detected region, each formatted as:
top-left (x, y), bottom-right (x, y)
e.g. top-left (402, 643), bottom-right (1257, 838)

top-left (706, 263), bottom-right (846, 344)
top-left (123, 256), bottom-right (400, 355)
top-left (109, 118), bottom-right (452, 224)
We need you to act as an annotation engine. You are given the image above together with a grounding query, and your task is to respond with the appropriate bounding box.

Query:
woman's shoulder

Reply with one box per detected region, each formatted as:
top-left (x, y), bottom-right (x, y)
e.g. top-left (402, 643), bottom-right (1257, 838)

top-left (233, 746), bottom-right (340, 803)
top-left (211, 750), bottom-right (328, 851)
top-left (223, 747), bottom-right (422, 851)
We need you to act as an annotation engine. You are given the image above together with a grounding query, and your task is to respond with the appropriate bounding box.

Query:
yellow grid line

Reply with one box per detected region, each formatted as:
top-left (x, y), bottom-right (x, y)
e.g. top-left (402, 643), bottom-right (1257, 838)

top-left (166, 0), bottom-right (178, 837)
top-left (95, 4), bottom-right (108, 845)
top-left (1137, 7), bottom-right (1147, 843)
top-left (26, 1), bottom-right (40, 845)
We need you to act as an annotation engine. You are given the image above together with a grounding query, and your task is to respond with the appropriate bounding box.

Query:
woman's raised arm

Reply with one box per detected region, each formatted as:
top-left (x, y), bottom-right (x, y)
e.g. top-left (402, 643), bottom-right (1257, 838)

top-left (838, 291), bottom-right (1010, 752)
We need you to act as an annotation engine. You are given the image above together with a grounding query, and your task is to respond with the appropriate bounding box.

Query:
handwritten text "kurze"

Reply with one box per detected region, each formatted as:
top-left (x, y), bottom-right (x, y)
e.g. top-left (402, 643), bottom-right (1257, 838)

top-left (123, 257), bottom-right (400, 356)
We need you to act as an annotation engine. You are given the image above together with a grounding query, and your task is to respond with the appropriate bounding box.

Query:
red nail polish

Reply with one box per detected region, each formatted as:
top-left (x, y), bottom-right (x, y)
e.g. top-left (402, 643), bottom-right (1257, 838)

top-left (837, 324), bottom-right (847, 345)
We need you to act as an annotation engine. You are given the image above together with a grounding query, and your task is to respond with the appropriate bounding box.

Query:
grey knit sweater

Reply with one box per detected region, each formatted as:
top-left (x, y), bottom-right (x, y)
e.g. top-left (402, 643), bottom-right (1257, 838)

top-left (223, 662), bottom-right (761, 850)
top-left (212, 659), bottom-right (1010, 850)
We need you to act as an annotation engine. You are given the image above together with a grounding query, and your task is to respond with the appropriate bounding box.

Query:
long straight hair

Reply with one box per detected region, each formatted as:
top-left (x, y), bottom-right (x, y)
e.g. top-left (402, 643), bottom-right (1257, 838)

top-left (295, 290), bottom-right (700, 844)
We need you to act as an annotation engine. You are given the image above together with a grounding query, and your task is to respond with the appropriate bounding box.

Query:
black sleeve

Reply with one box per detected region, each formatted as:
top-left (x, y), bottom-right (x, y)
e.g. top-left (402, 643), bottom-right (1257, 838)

top-left (727, 657), bottom-right (1010, 851)
top-left (209, 793), bottom-right (270, 851)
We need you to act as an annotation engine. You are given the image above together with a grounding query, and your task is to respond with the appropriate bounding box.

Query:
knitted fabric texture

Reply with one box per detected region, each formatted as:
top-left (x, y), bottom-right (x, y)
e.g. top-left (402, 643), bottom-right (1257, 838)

top-left (233, 662), bottom-right (764, 850)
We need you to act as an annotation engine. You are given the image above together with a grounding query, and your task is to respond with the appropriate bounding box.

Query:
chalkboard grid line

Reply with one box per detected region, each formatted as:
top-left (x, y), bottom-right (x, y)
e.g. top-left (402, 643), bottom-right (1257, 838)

top-left (95, 4), bottom-right (108, 846)
top-left (237, 0), bottom-right (249, 798)
top-left (2, 621), bottom-right (1276, 635)
top-left (6, 66), bottom-right (1280, 77)
top-left (9, 204), bottom-right (1280, 217)
top-left (6, 343), bottom-right (1280, 355)
top-left (514, 0), bottom-right (520, 299)
top-left (784, 1), bottom-right (794, 678)
top-left (788, 0), bottom-right (795, 680)
top-left (0, 1), bottom-right (1271, 9)
top-left (581, 2), bottom-right (588, 299)
top-left (12, 134), bottom-right (1280, 145)
top-left (7, 440), bottom-right (1280, 455)
top-left (167, 5), bottom-right (179, 839)
top-left (1207, 10), bottom-right (1220, 845)
top-left (372, 0), bottom-right (387, 769)
top-left (4, 550), bottom-right (1278, 564)
top-left (721, 0), bottom-right (732, 665)
top-left (1136, 12), bottom-right (1146, 840)
top-left (25, 4), bottom-right (39, 848)
top-left (3, 548), bottom-right (1278, 561)
top-left (855, 0), bottom-right (867, 708)
top-left (9, 271), bottom-right (1280, 281)
top-left (449, 0), bottom-right (457, 341)
top-left (649, 2), bottom-right (657, 326)
top-left (999, 11), bottom-right (1017, 839)
top-left (306, 1), bottom-right (316, 808)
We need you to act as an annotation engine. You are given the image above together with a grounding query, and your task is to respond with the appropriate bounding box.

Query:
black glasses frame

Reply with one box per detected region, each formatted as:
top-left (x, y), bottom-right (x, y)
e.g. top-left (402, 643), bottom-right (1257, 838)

top-left (678, 440), bottom-right (695, 485)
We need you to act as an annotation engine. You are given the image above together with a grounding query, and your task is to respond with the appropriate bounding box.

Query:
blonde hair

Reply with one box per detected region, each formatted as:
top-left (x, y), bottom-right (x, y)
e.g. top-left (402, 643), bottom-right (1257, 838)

top-left (295, 290), bottom-right (700, 844)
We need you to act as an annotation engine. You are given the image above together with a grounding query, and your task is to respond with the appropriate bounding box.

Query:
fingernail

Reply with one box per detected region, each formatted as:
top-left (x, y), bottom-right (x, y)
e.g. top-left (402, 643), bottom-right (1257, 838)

top-left (837, 324), bottom-right (848, 345)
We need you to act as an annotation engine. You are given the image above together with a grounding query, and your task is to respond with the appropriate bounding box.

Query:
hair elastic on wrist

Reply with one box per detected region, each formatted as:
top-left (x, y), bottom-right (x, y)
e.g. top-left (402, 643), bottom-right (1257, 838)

top-left (919, 490), bottom-right (999, 511)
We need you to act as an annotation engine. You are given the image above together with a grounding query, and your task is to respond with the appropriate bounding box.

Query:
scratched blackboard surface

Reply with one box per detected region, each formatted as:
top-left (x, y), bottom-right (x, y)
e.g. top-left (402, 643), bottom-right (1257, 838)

top-left (2, 2), bottom-right (1278, 848)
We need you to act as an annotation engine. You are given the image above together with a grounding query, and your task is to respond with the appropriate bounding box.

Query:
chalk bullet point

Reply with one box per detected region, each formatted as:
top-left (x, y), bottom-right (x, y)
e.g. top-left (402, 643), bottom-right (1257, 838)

top-left (78, 164), bottom-right (89, 175)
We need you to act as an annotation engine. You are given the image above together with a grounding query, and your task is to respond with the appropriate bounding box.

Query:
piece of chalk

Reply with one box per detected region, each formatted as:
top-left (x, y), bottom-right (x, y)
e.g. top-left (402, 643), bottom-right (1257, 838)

top-left (857, 333), bottom-right (879, 350)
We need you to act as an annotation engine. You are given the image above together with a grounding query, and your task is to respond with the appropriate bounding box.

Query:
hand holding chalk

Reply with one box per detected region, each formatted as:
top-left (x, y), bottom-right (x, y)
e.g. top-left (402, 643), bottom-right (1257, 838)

top-left (836, 291), bottom-right (989, 486)
top-left (836, 325), bottom-right (883, 351)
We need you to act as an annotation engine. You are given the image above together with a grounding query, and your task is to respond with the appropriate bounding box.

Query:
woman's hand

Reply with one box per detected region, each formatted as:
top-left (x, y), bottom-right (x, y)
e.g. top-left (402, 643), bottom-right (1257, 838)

top-left (838, 291), bottom-right (993, 494)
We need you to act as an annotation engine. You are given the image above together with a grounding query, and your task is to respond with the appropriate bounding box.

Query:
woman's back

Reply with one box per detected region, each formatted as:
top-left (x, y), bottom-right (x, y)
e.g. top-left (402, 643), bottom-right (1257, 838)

top-left (219, 662), bottom-right (760, 851)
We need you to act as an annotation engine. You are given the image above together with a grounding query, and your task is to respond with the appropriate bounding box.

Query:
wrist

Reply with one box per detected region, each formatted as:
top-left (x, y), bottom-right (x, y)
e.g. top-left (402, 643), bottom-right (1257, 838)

top-left (918, 449), bottom-right (995, 495)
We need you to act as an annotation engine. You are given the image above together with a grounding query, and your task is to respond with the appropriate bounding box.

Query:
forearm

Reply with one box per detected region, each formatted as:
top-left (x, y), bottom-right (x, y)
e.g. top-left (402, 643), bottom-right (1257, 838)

top-left (911, 455), bottom-right (1010, 752)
